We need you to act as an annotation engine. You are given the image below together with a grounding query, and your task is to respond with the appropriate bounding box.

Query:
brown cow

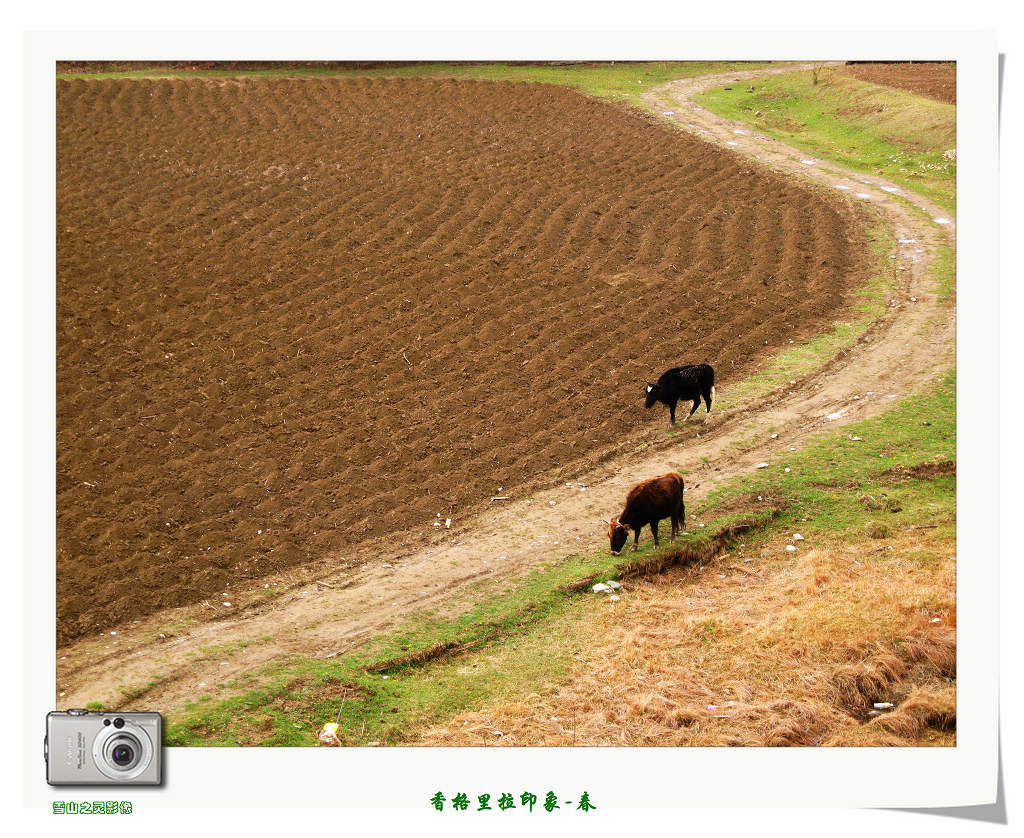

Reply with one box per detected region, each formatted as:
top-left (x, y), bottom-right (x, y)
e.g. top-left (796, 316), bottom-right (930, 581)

top-left (607, 471), bottom-right (686, 554)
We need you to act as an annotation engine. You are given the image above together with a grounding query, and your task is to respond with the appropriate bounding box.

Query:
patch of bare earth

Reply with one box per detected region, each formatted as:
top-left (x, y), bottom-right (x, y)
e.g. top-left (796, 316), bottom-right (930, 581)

top-left (839, 62), bottom-right (956, 105)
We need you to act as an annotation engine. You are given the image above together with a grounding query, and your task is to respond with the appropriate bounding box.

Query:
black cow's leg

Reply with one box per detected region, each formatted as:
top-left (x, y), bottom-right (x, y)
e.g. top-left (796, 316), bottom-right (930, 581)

top-left (669, 400), bottom-right (677, 426)
top-left (688, 398), bottom-right (701, 418)
top-left (703, 387), bottom-right (713, 414)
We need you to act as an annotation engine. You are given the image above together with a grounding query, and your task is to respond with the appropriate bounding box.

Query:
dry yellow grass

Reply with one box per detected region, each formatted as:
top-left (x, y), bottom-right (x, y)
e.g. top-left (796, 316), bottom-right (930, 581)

top-left (417, 528), bottom-right (955, 747)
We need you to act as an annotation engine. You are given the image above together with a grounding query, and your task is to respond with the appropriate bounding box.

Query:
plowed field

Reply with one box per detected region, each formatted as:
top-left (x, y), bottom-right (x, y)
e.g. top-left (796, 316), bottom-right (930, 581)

top-left (57, 77), bottom-right (867, 644)
top-left (841, 62), bottom-right (956, 104)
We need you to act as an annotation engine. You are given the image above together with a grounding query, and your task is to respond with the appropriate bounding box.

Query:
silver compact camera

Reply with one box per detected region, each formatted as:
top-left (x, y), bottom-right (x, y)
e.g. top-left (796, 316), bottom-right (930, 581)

top-left (46, 710), bottom-right (162, 786)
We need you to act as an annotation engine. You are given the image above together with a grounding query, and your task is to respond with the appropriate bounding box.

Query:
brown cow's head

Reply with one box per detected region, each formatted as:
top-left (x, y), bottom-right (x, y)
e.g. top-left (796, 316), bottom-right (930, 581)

top-left (608, 519), bottom-right (630, 555)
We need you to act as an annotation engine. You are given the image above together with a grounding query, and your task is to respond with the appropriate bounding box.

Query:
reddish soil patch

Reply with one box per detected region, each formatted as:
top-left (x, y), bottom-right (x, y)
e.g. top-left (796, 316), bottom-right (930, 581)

top-left (57, 77), bottom-right (867, 644)
top-left (840, 62), bottom-right (956, 105)
top-left (884, 460), bottom-right (956, 481)
top-left (55, 61), bottom-right (604, 75)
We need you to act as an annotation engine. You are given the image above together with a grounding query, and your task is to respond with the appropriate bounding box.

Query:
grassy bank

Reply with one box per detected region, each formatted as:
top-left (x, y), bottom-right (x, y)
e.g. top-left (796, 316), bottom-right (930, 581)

top-left (693, 67), bottom-right (956, 213)
top-left (166, 370), bottom-right (955, 746)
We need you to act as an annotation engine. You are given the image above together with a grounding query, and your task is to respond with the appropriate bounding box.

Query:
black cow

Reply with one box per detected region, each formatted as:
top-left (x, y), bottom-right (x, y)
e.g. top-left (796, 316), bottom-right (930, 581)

top-left (644, 364), bottom-right (715, 426)
top-left (608, 471), bottom-right (686, 554)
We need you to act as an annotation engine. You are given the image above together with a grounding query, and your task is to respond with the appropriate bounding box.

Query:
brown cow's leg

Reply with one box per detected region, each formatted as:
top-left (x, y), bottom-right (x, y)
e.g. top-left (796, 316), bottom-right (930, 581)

top-left (651, 520), bottom-right (659, 547)
top-left (632, 529), bottom-right (640, 552)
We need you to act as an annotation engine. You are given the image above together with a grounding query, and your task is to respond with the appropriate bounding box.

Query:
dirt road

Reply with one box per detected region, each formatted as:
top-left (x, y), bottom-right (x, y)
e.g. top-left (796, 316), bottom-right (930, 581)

top-left (56, 65), bottom-right (955, 716)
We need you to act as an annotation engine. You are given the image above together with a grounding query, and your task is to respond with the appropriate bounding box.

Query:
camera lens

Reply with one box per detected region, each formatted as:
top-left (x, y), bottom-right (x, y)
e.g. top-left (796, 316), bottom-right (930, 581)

top-left (92, 719), bottom-right (157, 782)
top-left (104, 733), bottom-right (142, 771)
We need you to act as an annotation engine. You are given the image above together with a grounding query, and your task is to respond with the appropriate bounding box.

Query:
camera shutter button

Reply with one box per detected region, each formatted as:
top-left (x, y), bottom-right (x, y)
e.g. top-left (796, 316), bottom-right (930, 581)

top-left (66, 708), bottom-right (88, 715)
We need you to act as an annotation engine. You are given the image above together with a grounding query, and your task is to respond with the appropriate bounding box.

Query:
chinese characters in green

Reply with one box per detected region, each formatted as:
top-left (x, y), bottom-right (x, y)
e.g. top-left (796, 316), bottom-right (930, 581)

top-left (431, 791), bottom-right (595, 812)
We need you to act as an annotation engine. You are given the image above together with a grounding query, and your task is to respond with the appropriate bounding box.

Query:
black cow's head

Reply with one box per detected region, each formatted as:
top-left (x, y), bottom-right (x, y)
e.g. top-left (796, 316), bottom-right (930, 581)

top-left (608, 519), bottom-right (630, 554)
top-left (644, 381), bottom-right (659, 408)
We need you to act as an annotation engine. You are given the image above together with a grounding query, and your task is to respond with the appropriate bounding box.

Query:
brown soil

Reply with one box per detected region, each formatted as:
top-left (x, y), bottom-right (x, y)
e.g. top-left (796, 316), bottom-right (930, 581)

top-left (884, 460), bottom-right (956, 481)
top-left (55, 65), bottom-right (954, 718)
top-left (57, 76), bottom-right (867, 644)
top-left (55, 61), bottom-right (611, 75)
top-left (56, 61), bottom-right (436, 74)
top-left (840, 62), bottom-right (956, 105)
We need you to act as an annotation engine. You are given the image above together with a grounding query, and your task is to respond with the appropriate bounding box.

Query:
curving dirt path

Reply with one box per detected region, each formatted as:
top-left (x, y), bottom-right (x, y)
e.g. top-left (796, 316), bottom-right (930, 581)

top-left (56, 65), bottom-right (955, 716)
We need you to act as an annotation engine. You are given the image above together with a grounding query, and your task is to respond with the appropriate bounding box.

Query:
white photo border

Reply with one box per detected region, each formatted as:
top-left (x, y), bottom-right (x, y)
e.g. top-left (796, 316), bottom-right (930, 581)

top-left (25, 29), bottom-right (998, 811)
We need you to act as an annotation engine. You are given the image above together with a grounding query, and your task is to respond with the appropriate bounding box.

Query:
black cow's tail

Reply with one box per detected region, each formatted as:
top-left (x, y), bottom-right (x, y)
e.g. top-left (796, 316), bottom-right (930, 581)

top-left (703, 364), bottom-right (716, 405)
